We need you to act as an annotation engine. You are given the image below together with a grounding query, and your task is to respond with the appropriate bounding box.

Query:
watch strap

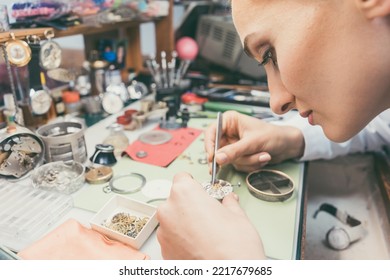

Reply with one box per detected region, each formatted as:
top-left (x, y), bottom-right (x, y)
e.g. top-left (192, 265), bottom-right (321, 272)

top-left (313, 203), bottom-right (361, 227)
top-left (313, 203), bottom-right (367, 243)
top-left (27, 42), bottom-right (42, 89)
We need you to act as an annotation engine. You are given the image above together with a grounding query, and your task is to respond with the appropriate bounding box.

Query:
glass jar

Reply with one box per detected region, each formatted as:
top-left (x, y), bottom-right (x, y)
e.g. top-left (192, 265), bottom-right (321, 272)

top-left (103, 123), bottom-right (129, 158)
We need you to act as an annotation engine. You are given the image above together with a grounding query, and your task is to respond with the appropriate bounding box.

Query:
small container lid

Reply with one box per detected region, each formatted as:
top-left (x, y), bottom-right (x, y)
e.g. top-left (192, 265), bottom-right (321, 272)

top-left (124, 109), bottom-right (138, 117)
top-left (85, 166), bottom-right (113, 184)
top-left (62, 91), bottom-right (80, 103)
top-left (117, 115), bottom-right (131, 125)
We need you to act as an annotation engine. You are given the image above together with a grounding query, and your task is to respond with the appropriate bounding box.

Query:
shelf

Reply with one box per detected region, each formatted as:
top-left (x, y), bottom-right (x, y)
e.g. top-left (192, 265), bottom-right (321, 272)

top-left (53, 0), bottom-right (174, 75)
top-left (0, 28), bottom-right (54, 44)
top-left (54, 18), bottom-right (158, 38)
top-left (0, 0), bottom-right (174, 76)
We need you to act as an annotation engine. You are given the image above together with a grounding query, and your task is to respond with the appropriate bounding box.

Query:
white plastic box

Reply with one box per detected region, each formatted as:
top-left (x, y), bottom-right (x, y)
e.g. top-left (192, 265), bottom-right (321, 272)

top-left (90, 195), bottom-right (158, 249)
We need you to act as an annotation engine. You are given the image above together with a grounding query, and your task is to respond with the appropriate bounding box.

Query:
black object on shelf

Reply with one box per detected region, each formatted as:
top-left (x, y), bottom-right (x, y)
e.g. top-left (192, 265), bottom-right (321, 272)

top-left (194, 86), bottom-right (270, 107)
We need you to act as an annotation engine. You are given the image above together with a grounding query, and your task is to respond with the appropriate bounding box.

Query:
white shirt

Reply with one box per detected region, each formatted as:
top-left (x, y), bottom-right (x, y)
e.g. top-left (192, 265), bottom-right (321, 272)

top-left (277, 109), bottom-right (390, 161)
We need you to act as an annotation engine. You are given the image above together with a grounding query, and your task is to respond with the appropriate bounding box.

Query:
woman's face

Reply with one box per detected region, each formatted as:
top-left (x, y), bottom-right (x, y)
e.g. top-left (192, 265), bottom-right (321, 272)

top-left (232, 0), bottom-right (390, 142)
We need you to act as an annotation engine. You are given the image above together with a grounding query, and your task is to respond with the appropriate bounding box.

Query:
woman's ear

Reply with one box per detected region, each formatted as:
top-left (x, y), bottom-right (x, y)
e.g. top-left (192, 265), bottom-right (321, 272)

top-left (356, 0), bottom-right (390, 19)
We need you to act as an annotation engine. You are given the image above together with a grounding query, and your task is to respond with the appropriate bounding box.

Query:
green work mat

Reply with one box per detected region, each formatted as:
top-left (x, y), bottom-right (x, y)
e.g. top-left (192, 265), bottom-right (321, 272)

top-left (74, 118), bottom-right (304, 259)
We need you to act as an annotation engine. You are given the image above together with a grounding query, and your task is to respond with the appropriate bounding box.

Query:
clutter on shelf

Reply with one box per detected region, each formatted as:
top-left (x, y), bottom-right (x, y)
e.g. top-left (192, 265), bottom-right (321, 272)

top-left (10, 0), bottom-right (170, 30)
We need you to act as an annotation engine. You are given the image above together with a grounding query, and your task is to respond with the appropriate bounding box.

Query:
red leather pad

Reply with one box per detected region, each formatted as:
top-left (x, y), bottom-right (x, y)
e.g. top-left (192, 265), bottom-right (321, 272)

top-left (125, 126), bottom-right (202, 167)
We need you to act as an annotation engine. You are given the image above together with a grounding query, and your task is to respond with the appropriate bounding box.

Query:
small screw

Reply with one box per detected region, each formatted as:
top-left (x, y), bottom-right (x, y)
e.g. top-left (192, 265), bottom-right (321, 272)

top-left (136, 150), bottom-right (148, 158)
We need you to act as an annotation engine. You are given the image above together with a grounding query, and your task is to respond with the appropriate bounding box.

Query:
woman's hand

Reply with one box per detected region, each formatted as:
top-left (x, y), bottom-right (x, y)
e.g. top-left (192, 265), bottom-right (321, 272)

top-left (156, 172), bottom-right (265, 259)
top-left (204, 111), bottom-right (305, 172)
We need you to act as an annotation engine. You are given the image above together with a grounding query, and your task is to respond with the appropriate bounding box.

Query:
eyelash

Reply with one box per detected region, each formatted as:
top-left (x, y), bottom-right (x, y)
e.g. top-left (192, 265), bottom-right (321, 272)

top-left (258, 48), bottom-right (276, 67)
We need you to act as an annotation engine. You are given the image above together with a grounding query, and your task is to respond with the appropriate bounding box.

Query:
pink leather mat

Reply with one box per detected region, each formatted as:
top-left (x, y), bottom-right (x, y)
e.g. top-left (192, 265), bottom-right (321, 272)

top-left (18, 219), bottom-right (149, 260)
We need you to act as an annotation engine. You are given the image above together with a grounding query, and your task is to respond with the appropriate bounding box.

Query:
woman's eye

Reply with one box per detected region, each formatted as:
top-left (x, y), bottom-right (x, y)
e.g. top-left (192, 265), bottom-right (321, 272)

top-left (258, 48), bottom-right (277, 67)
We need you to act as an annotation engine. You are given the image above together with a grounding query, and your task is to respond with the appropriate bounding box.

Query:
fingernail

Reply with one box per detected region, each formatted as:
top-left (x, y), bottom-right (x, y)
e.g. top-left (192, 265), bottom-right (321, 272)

top-left (216, 152), bottom-right (228, 164)
top-left (258, 153), bottom-right (271, 162)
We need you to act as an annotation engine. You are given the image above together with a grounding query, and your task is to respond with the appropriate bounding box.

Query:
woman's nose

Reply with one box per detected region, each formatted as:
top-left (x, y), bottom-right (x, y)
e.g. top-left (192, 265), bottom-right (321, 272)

top-left (267, 78), bottom-right (295, 115)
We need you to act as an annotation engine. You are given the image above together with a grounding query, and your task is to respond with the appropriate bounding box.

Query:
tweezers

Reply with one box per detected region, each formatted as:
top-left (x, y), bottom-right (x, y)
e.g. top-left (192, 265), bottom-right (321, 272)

top-left (211, 112), bottom-right (223, 185)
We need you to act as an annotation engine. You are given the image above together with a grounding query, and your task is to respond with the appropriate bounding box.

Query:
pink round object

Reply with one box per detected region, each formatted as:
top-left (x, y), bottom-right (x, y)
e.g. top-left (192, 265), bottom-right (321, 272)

top-left (176, 37), bottom-right (199, 61)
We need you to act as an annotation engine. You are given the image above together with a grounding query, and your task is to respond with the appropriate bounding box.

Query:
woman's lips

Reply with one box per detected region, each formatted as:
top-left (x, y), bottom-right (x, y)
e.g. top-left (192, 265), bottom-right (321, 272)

top-left (300, 110), bottom-right (314, 125)
top-left (308, 113), bottom-right (314, 125)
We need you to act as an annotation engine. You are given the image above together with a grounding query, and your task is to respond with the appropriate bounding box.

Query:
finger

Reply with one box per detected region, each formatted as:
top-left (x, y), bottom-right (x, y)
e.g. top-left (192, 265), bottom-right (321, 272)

top-left (207, 161), bottom-right (221, 175)
top-left (232, 161), bottom-right (269, 173)
top-left (228, 152), bottom-right (271, 172)
top-left (172, 172), bottom-right (193, 183)
top-left (221, 193), bottom-right (247, 217)
top-left (258, 152), bottom-right (272, 163)
top-left (169, 172), bottom-right (195, 198)
top-left (204, 122), bottom-right (217, 162)
top-left (230, 152), bottom-right (271, 167)
top-left (170, 172), bottom-right (205, 198)
top-left (215, 136), bottom-right (260, 165)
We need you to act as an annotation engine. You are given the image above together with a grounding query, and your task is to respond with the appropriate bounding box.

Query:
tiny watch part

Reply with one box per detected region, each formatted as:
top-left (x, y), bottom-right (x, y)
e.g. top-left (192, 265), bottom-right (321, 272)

top-left (5, 35), bottom-right (32, 67)
top-left (31, 89), bottom-right (52, 115)
top-left (85, 165), bottom-right (113, 184)
top-left (136, 150), bottom-right (148, 158)
top-left (202, 179), bottom-right (233, 200)
top-left (102, 92), bottom-right (124, 114)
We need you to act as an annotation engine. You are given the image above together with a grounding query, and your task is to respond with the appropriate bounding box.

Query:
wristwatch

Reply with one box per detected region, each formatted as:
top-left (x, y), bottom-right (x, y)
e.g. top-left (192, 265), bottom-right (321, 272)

top-left (101, 92), bottom-right (124, 114)
top-left (313, 203), bottom-right (367, 250)
top-left (127, 80), bottom-right (149, 99)
top-left (31, 89), bottom-right (52, 115)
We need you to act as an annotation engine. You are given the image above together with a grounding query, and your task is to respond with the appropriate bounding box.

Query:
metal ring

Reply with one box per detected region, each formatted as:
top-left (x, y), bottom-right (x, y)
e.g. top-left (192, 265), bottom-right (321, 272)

top-left (246, 169), bottom-right (294, 202)
top-left (146, 198), bottom-right (167, 204)
top-left (105, 173), bottom-right (146, 194)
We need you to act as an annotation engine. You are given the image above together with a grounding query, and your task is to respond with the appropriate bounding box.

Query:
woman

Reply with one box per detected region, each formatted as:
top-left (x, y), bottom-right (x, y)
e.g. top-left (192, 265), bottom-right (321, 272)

top-left (156, 0), bottom-right (390, 259)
